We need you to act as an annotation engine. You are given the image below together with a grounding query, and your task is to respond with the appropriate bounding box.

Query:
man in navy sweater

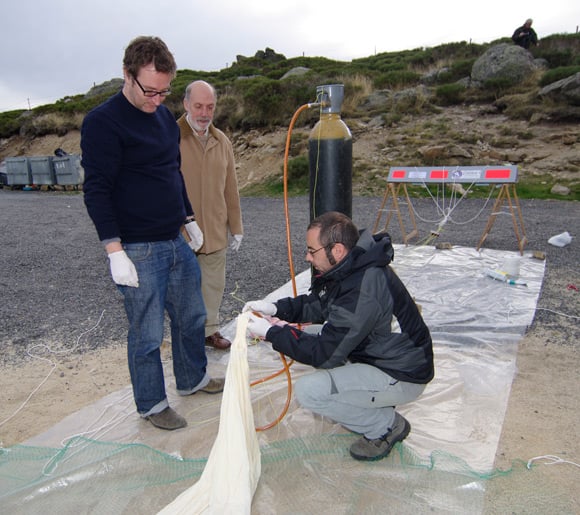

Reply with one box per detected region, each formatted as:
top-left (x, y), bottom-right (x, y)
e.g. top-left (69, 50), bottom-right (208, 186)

top-left (82, 36), bottom-right (224, 431)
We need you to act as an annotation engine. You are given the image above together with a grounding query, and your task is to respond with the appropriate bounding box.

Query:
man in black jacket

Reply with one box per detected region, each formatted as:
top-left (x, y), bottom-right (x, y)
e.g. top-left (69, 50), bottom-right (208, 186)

top-left (245, 211), bottom-right (433, 461)
top-left (512, 19), bottom-right (539, 49)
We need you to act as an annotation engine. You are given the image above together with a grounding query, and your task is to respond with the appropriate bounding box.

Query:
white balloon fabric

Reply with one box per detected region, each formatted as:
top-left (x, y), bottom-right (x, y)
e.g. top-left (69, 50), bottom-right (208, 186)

top-left (158, 313), bottom-right (261, 514)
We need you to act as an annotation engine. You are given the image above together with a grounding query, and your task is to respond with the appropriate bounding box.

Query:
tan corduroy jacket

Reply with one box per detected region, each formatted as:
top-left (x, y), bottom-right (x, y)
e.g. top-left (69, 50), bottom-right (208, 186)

top-left (178, 115), bottom-right (243, 254)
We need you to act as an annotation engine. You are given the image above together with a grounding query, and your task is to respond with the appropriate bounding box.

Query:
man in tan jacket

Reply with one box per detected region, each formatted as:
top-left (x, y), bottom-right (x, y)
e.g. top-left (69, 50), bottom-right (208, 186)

top-left (178, 80), bottom-right (243, 350)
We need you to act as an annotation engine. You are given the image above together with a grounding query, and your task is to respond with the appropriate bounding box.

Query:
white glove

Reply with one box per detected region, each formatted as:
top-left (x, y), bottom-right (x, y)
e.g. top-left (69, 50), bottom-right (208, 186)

top-left (247, 313), bottom-right (272, 339)
top-left (185, 220), bottom-right (204, 252)
top-left (242, 300), bottom-right (276, 316)
top-left (230, 234), bottom-right (243, 251)
top-left (108, 250), bottom-right (139, 287)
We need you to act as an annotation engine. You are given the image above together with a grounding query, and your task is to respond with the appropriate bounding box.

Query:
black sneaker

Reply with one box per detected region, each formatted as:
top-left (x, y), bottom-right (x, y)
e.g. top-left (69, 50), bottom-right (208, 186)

top-left (349, 412), bottom-right (411, 461)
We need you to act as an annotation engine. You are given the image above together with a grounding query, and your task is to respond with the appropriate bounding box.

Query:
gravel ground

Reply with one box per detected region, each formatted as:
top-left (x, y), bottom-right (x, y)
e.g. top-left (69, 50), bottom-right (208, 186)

top-left (0, 189), bottom-right (578, 367)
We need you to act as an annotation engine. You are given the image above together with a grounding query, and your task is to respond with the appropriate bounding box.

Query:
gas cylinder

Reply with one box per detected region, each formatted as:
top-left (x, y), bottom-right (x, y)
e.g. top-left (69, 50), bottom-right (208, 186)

top-left (308, 84), bottom-right (352, 221)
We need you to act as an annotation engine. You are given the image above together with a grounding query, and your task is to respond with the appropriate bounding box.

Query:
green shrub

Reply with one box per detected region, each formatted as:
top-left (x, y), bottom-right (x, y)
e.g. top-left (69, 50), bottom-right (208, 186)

top-left (435, 83), bottom-right (465, 105)
top-left (233, 75), bottom-right (321, 128)
top-left (213, 94), bottom-right (243, 131)
top-left (540, 50), bottom-right (575, 68)
top-left (374, 70), bottom-right (420, 89)
top-left (539, 66), bottom-right (580, 86)
top-left (407, 41), bottom-right (487, 69)
top-left (237, 77), bottom-right (285, 126)
top-left (438, 59), bottom-right (476, 83)
top-left (20, 112), bottom-right (84, 137)
top-left (285, 155), bottom-right (309, 181)
top-left (0, 110), bottom-right (25, 138)
top-left (482, 77), bottom-right (517, 98)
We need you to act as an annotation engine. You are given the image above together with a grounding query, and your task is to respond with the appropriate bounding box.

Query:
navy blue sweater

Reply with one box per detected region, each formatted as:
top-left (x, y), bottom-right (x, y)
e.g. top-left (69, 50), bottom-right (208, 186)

top-left (81, 92), bottom-right (193, 243)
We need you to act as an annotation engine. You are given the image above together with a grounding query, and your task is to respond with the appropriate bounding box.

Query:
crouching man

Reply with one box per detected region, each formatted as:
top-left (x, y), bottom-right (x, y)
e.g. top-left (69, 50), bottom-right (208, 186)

top-left (245, 211), bottom-right (433, 460)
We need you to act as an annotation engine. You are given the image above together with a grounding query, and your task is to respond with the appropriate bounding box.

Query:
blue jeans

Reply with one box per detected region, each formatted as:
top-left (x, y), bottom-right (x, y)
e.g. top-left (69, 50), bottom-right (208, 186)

top-left (118, 235), bottom-right (207, 415)
top-left (294, 363), bottom-right (426, 439)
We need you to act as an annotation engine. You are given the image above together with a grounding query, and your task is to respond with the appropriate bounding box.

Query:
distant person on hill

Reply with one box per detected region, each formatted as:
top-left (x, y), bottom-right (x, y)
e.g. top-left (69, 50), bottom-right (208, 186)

top-left (512, 18), bottom-right (539, 49)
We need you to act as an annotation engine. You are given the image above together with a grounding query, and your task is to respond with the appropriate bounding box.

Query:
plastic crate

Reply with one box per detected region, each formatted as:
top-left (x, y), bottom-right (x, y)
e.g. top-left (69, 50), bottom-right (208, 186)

top-left (5, 157), bottom-right (32, 186)
top-left (0, 160), bottom-right (6, 185)
top-left (29, 156), bottom-right (55, 185)
top-left (53, 154), bottom-right (84, 185)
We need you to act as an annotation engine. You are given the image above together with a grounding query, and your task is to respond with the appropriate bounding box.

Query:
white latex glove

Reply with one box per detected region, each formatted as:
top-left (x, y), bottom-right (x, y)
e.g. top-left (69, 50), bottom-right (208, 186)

top-left (185, 220), bottom-right (204, 252)
top-left (108, 250), bottom-right (139, 287)
top-left (230, 234), bottom-right (243, 251)
top-left (242, 300), bottom-right (277, 316)
top-left (247, 313), bottom-right (272, 339)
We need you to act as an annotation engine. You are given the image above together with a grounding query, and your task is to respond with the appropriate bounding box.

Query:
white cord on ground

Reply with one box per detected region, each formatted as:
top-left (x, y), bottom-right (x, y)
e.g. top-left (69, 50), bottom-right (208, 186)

top-left (0, 310), bottom-right (106, 432)
top-left (527, 454), bottom-right (580, 469)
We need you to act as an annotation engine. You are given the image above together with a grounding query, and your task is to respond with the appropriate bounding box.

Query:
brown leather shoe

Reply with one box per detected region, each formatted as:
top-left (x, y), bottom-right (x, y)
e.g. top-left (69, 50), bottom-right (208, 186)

top-left (205, 332), bottom-right (231, 350)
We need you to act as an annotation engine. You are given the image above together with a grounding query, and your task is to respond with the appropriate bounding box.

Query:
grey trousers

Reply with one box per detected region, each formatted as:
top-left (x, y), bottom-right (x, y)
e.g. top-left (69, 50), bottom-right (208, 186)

top-left (294, 362), bottom-right (426, 439)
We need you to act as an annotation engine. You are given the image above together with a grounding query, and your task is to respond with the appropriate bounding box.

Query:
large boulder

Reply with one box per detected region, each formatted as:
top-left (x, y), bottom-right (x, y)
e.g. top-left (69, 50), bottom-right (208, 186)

top-left (471, 43), bottom-right (538, 85)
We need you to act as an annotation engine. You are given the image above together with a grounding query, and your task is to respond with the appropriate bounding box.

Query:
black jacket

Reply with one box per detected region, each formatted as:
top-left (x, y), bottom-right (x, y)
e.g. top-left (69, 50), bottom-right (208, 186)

top-left (267, 230), bottom-right (434, 384)
top-left (512, 25), bottom-right (538, 49)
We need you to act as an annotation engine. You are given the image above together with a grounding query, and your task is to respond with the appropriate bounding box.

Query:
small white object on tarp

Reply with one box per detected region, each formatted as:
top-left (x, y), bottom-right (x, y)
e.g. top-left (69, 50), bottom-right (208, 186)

top-left (158, 313), bottom-right (261, 515)
top-left (548, 231), bottom-right (572, 247)
top-left (502, 256), bottom-right (522, 278)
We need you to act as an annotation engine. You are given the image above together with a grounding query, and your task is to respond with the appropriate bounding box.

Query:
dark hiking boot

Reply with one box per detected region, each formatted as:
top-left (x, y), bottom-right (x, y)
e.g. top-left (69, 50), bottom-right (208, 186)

top-left (349, 412), bottom-right (411, 461)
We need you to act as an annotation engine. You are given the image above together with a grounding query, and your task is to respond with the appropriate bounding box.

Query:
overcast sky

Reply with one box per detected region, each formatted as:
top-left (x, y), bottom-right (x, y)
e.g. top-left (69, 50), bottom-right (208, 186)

top-left (1, 0), bottom-right (578, 112)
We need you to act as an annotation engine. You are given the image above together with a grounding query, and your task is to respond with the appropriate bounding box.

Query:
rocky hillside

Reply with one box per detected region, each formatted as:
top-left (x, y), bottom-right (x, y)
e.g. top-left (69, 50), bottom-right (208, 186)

top-left (1, 103), bottom-right (577, 197)
top-left (1, 41), bottom-right (579, 197)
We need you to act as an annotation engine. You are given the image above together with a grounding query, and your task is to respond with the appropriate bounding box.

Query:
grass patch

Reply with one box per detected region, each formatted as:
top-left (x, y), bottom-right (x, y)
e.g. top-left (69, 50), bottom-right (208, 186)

top-left (240, 174), bottom-right (578, 201)
top-left (240, 173), bottom-right (309, 197)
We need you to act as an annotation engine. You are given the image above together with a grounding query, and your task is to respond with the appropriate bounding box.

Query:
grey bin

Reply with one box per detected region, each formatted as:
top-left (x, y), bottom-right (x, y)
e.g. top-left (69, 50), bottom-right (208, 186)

top-left (53, 154), bottom-right (84, 185)
top-left (5, 157), bottom-right (32, 186)
top-left (29, 156), bottom-right (55, 185)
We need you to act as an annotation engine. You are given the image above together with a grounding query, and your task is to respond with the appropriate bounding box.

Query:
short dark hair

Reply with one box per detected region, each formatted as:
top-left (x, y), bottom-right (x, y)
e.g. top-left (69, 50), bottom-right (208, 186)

top-left (308, 211), bottom-right (359, 251)
top-left (123, 36), bottom-right (176, 79)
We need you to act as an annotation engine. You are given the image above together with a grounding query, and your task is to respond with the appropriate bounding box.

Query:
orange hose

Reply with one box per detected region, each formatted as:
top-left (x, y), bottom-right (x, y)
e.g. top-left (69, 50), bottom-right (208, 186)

top-left (253, 353), bottom-right (292, 432)
top-left (283, 102), bottom-right (313, 299)
top-left (253, 102), bottom-right (317, 432)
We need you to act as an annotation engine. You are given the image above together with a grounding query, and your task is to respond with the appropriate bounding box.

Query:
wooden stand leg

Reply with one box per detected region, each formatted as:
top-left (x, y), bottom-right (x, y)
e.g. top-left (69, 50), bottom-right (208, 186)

top-left (372, 183), bottom-right (418, 245)
top-left (477, 184), bottom-right (527, 254)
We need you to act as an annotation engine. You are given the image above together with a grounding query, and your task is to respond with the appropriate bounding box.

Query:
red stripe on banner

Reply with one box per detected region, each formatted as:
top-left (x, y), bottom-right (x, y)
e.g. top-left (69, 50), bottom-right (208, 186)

top-left (485, 169), bottom-right (511, 179)
top-left (430, 170), bottom-right (448, 179)
top-left (392, 170), bottom-right (406, 179)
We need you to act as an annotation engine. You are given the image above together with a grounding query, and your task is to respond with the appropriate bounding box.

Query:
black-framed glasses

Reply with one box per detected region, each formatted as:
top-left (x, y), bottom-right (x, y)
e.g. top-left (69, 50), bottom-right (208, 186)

top-left (307, 245), bottom-right (330, 256)
top-left (134, 76), bottom-right (171, 98)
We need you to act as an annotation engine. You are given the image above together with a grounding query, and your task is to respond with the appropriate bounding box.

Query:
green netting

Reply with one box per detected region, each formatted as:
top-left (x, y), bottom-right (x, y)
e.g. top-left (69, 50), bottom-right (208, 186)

top-left (2, 435), bottom-right (576, 514)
